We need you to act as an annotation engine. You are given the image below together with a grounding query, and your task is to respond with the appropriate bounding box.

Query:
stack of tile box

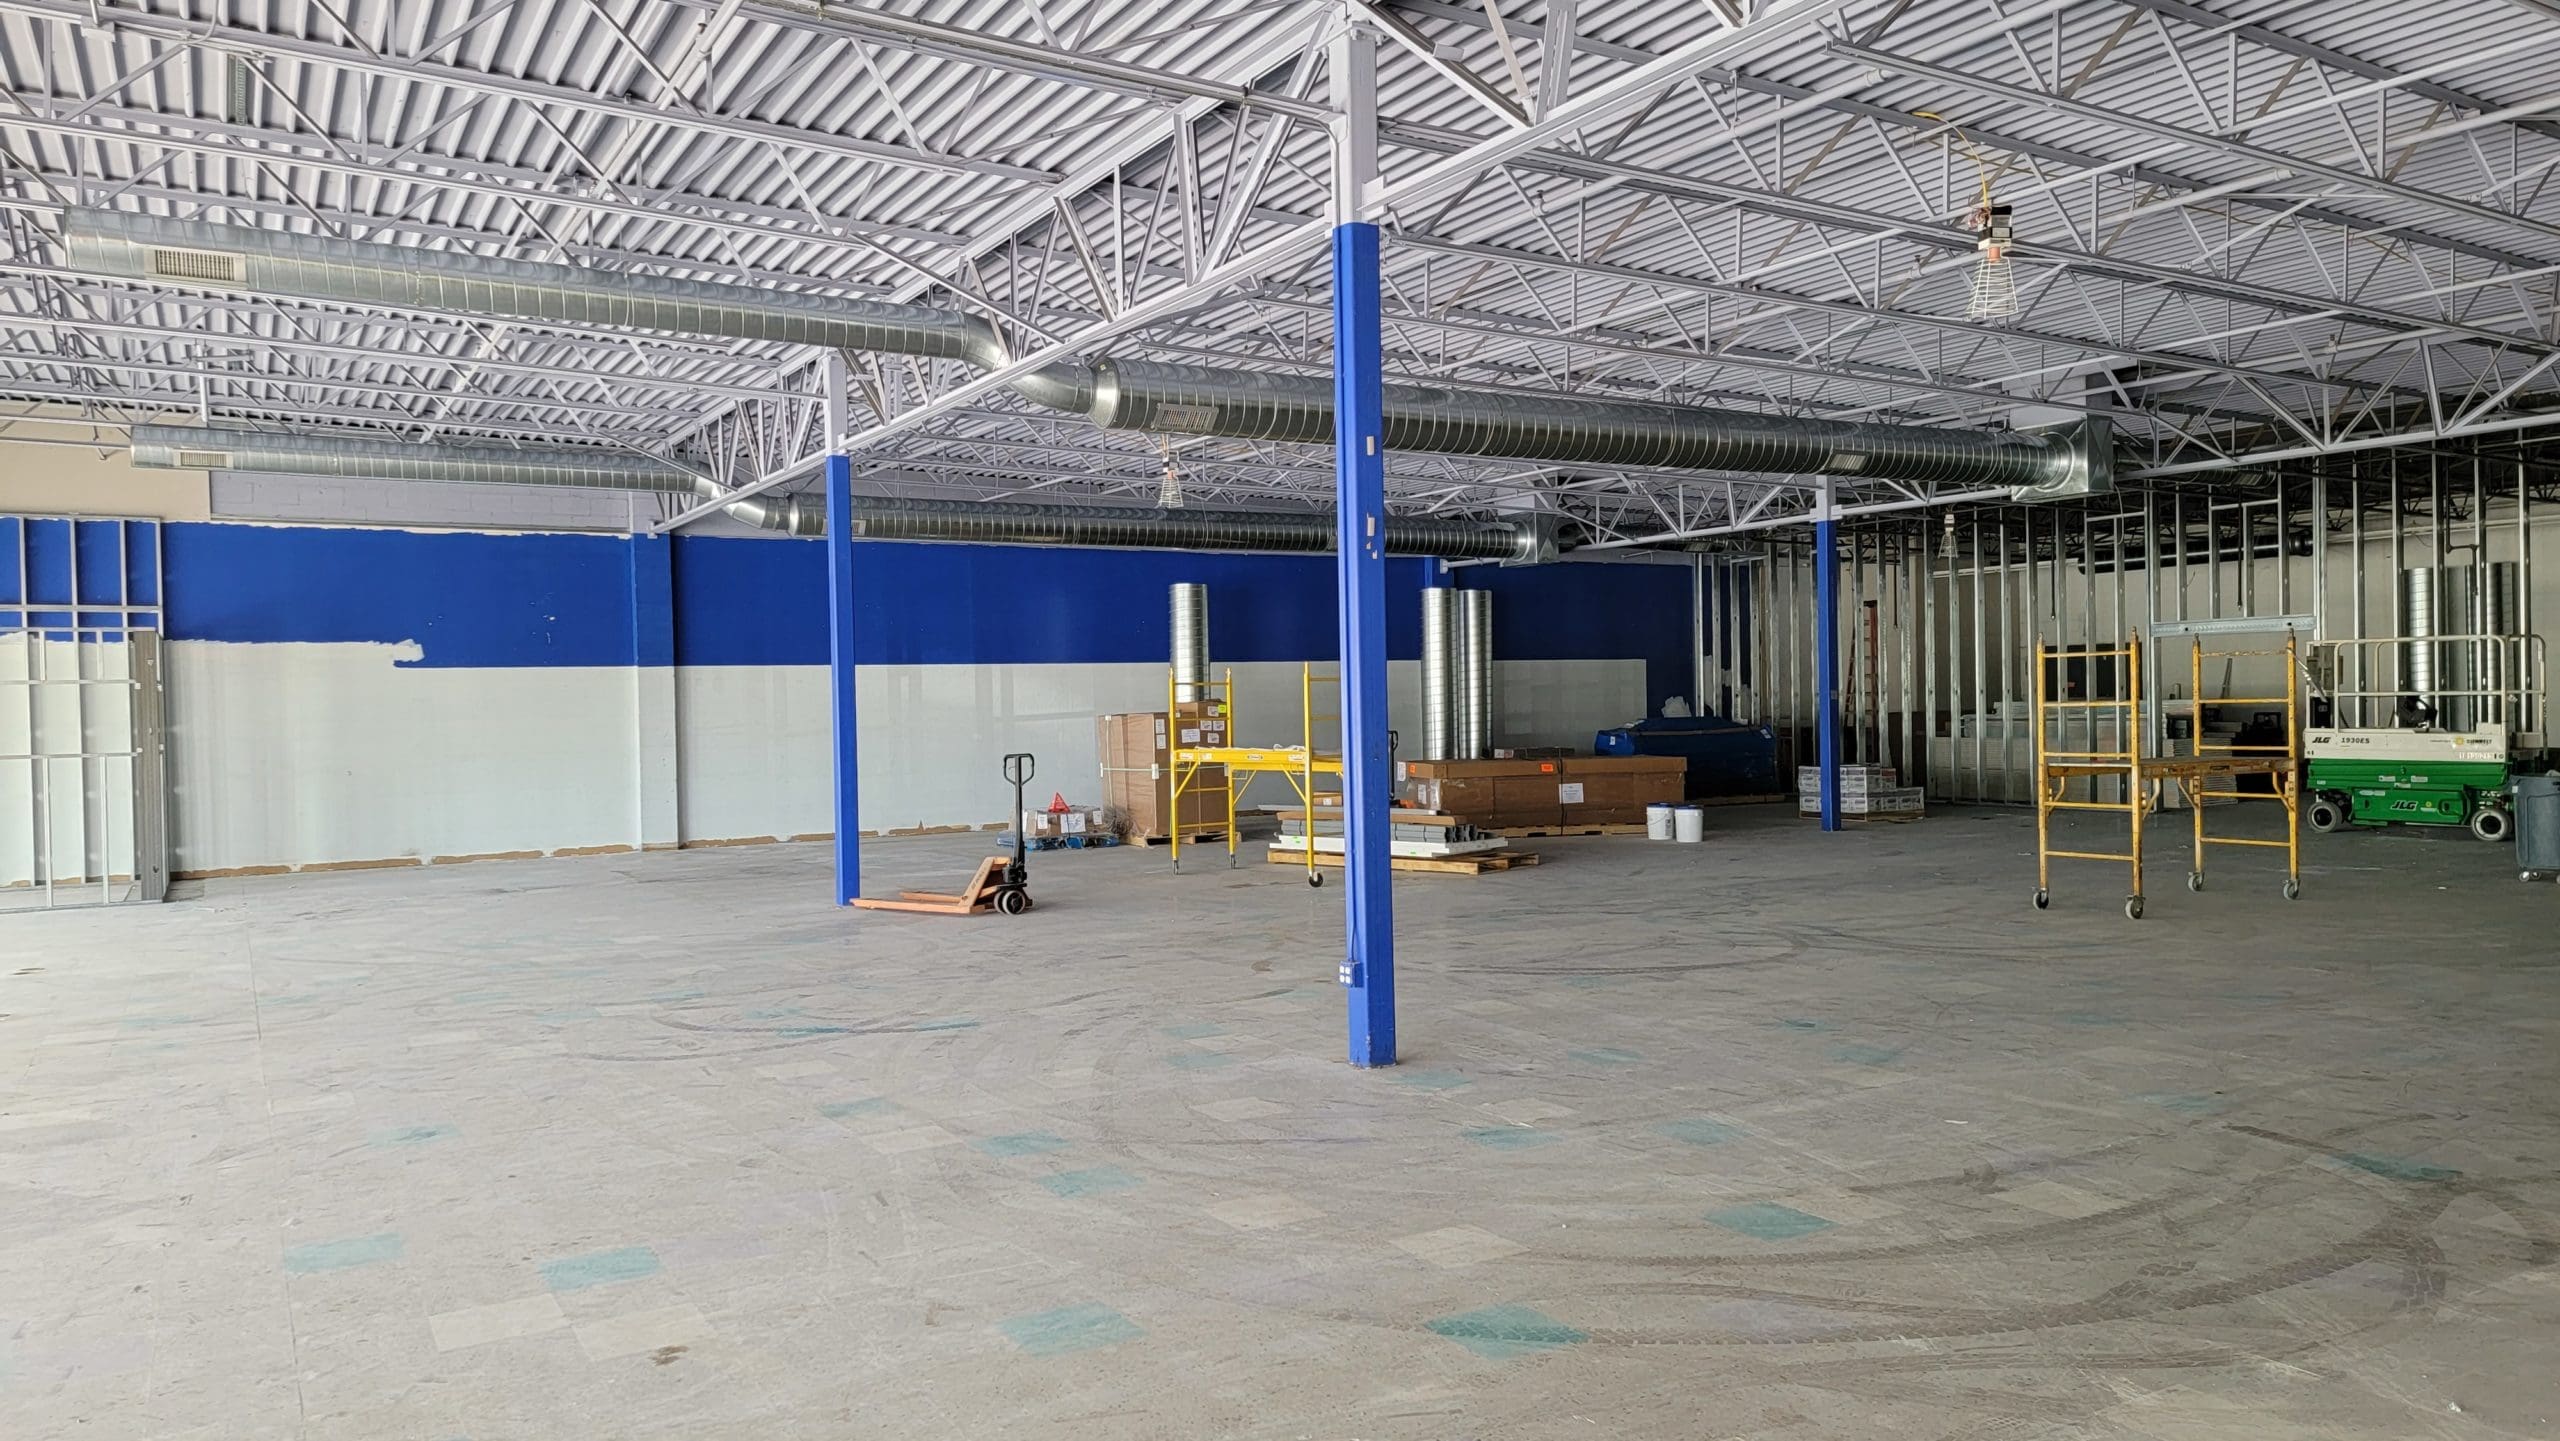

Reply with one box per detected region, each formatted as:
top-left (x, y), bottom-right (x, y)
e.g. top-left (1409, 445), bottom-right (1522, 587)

top-left (1097, 710), bottom-right (1228, 840)
top-left (1796, 764), bottom-right (1925, 817)
top-left (1403, 755), bottom-right (1684, 829)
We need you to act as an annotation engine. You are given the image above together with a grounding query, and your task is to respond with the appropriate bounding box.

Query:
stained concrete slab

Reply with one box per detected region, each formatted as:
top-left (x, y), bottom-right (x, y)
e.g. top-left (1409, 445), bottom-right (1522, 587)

top-left (2, 805), bottom-right (2556, 1438)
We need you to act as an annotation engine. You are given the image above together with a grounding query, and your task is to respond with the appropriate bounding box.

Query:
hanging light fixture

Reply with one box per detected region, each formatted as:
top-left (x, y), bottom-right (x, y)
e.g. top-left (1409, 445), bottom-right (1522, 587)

top-left (1916, 110), bottom-right (2018, 323)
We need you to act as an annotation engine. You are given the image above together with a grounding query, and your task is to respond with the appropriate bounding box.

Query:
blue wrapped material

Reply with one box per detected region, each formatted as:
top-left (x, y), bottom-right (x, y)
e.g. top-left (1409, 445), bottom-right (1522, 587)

top-left (1592, 715), bottom-right (1779, 800)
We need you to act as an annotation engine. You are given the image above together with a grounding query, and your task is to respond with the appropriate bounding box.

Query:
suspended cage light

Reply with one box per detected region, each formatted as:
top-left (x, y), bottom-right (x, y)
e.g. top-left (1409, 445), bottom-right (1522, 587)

top-left (1915, 110), bottom-right (2019, 323)
top-left (1966, 201), bottom-right (2018, 321)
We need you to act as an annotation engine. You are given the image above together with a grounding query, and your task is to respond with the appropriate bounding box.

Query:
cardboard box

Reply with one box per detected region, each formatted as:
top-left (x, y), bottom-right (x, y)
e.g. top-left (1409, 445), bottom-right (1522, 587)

top-left (1799, 785), bottom-right (1925, 816)
top-left (1405, 755), bottom-right (1682, 827)
top-left (1023, 806), bottom-right (1099, 838)
top-left (1797, 764), bottom-right (1897, 795)
top-left (1097, 712), bottom-right (1227, 839)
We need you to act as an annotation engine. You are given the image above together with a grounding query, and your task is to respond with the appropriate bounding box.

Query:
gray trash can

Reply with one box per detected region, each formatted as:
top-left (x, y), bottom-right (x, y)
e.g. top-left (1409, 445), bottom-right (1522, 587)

top-left (2517, 773), bottom-right (2560, 882)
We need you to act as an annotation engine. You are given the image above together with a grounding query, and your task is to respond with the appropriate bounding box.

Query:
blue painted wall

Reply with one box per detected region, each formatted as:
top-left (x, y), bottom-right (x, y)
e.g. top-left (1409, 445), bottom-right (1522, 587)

top-left (144, 522), bottom-right (1696, 709)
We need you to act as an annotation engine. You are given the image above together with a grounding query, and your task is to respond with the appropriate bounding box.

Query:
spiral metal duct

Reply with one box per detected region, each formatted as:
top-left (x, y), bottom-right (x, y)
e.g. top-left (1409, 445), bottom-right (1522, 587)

top-left (130, 426), bottom-right (1543, 559)
top-left (2399, 567), bottom-right (2438, 716)
top-left (129, 423), bottom-right (706, 493)
top-left (1090, 359), bottom-right (2102, 491)
top-left (1170, 584), bottom-right (1210, 704)
top-left (1460, 589), bottom-right (1494, 758)
top-left (67, 211), bottom-right (1095, 416)
top-left (70, 212), bottom-right (2113, 520)
top-left (1418, 587), bottom-right (1458, 761)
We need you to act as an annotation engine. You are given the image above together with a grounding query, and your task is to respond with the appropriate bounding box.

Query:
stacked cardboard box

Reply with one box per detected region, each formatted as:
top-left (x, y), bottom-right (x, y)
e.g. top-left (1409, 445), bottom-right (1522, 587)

top-left (1796, 764), bottom-right (1897, 794)
top-left (1403, 755), bottom-right (1683, 828)
top-left (1795, 765), bottom-right (1924, 817)
top-left (1097, 711), bottom-right (1229, 840)
top-left (1023, 806), bottom-right (1101, 841)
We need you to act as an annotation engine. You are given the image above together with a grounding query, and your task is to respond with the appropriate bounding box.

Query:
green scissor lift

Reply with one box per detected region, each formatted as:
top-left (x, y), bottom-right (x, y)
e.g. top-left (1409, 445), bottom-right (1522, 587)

top-left (2303, 634), bottom-right (2544, 843)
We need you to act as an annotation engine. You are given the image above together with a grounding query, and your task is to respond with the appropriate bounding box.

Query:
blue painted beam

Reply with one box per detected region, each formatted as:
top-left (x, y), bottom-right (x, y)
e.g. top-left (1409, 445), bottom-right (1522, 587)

top-left (825, 454), bottom-right (860, 904)
top-left (1814, 517), bottom-right (1842, 832)
top-left (1334, 221), bottom-right (1397, 1068)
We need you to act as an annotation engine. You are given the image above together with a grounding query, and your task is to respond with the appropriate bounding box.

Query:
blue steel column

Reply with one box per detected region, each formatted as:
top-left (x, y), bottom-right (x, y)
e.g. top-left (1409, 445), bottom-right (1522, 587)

top-left (825, 452), bottom-right (860, 904)
top-left (1335, 221), bottom-right (1396, 1067)
top-left (1815, 515), bottom-right (1843, 832)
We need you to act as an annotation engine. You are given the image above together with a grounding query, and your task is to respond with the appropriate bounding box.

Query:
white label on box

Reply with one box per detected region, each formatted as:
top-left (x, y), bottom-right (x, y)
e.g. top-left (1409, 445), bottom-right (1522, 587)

top-left (1557, 782), bottom-right (1586, 804)
top-left (1060, 812), bottom-right (1088, 834)
top-left (1179, 727), bottom-right (1201, 744)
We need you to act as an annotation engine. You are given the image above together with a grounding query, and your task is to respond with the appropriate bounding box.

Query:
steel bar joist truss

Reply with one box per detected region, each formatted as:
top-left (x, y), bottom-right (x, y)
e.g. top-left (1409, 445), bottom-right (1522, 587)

top-left (0, 0), bottom-right (2558, 532)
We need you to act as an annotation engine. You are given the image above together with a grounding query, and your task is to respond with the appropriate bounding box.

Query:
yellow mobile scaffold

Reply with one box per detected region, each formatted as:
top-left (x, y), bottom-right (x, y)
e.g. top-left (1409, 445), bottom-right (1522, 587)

top-left (1166, 664), bottom-right (1345, 882)
top-left (2031, 632), bottom-right (2303, 920)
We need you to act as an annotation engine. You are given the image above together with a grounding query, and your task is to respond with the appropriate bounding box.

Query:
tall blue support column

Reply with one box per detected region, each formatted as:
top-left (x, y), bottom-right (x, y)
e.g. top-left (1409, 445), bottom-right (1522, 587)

top-left (1335, 220), bottom-right (1396, 1067)
top-left (825, 453), bottom-right (861, 903)
top-left (1814, 513), bottom-right (1843, 832)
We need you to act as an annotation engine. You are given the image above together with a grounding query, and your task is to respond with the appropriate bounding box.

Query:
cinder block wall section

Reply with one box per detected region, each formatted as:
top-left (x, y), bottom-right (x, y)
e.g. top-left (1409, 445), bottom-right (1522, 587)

top-left (3, 485), bottom-right (1693, 876)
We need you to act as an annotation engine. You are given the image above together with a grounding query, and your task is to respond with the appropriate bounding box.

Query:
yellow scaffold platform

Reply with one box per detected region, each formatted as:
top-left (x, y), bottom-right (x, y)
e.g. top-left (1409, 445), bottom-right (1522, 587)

top-left (1167, 664), bottom-right (1344, 878)
top-left (2033, 632), bottom-right (2303, 920)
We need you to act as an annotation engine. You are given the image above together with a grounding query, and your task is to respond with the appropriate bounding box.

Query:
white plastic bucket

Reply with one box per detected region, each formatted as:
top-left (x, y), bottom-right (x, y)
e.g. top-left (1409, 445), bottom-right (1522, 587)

top-left (1645, 803), bottom-right (1676, 840)
top-left (1674, 806), bottom-right (1705, 843)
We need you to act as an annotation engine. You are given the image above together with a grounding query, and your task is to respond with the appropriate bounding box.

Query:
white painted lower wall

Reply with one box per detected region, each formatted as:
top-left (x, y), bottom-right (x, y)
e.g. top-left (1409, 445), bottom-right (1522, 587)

top-left (674, 657), bottom-right (1646, 841)
top-left (163, 640), bottom-right (639, 874)
top-left (133, 644), bottom-right (1651, 873)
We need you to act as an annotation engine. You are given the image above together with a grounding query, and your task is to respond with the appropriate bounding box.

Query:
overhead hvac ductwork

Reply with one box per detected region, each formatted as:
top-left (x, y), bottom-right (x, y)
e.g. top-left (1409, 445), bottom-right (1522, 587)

top-left (130, 425), bottom-right (1553, 561)
top-left (71, 212), bottom-right (2115, 521)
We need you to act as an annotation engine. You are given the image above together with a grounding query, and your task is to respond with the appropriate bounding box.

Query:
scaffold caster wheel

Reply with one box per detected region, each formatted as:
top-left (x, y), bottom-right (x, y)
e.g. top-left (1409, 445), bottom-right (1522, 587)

top-left (2125, 895), bottom-right (2145, 921)
top-left (1307, 871), bottom-right (1324, 888)
top-left (2033, 888), bottom-right (2049, 910)
top-left (2282, 879), bottom-right (2300, 901)
top-left (2186, 872), bottom-right (2203, 893)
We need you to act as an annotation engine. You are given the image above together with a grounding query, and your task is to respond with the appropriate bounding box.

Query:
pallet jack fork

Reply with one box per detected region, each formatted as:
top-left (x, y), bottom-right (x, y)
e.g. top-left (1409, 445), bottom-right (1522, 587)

top-left (850, 753), bottom-right (1038, 917)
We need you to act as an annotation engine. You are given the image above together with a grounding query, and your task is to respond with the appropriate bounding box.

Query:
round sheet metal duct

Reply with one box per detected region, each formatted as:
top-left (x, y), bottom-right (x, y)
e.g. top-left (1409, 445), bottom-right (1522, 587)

top-left (74, 212), bottom-right (2114, 533)
top-left (2398, 566), bottom-right (2437, 717)
top-left (130, 425), bottom-right (1546, 559)
top-left (1419, 586), bottom-right (1458, 761)
top-left (1171, 583), bottom-right (1209, 705)
top-left (1456, 588), bottom-right (1493, 759)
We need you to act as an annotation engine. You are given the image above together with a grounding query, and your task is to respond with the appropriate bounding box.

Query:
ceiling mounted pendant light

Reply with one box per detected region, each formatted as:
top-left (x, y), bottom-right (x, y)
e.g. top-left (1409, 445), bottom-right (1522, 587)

top-left (1915, 110), bottom-right (2019, 323)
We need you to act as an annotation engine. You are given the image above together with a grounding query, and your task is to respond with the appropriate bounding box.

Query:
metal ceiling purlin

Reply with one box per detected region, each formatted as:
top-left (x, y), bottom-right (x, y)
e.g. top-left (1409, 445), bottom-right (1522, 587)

top-left (3, 0), bottom-right (2560, 523)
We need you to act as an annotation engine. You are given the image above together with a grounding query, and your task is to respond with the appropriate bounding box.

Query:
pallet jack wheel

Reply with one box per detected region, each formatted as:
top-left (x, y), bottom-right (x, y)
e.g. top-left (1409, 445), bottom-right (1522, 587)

top-left (1307, 871), bottom-right (1325, 888)
top-left (994, 887), bottom-right (1030, 917)
top-left (2282, 878), bottom-right (2301, 901)
top-left (2032, 888), bottom-right (2048, 911)
top-left (2125, 895), bottom-right (2144, 921)
top-left (2186, 871), bottom-right (2203, 893)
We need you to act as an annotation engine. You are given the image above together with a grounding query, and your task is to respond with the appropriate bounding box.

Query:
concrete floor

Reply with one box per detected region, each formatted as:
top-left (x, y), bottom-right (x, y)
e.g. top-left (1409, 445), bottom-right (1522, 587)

top-left (3, 805), bottom-right (2557, 1440)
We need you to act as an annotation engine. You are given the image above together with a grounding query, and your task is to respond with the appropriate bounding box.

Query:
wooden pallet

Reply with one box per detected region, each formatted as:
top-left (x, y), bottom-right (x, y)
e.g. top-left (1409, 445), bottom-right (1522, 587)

top-left (1136, 829), bottom-right (1229, 847)
top-left (1793, 809), bottom-right (1926, 825)
top-left (1491, 822), bottom-right (1648, 838)
top-left (1695, 793), bottom-right (1789, 807)
top-left (850, 856), bottom-right (1009, 914)
top-left (1268, 846), bottom-right (1540, 875)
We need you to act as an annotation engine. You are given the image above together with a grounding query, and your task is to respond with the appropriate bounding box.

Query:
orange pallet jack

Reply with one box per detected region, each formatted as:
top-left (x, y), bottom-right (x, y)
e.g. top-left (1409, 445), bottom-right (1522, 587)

top-left (850, 754), bottom-right (1036, 917)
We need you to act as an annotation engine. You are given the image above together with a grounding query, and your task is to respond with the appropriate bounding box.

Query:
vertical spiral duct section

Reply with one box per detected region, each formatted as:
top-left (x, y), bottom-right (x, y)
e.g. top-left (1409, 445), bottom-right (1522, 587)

top-left (2484, 561), bottom-right (2522, 729)
top-left (1419, 587), bottom-right (1458, 761)
top-left (1170, 583), bottom-right (1210, 705)
top-left (2436, 565), bottom-right (2479, 731)
top-left (2398, 567), bottom-right (2437, 723)
top-left (1460, 590), bottom-right (1494, 758)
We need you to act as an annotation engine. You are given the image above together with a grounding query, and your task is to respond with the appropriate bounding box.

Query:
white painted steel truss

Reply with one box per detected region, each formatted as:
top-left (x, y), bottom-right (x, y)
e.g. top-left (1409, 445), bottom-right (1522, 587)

top-left (2, 0), bottom-right (2559, 545)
